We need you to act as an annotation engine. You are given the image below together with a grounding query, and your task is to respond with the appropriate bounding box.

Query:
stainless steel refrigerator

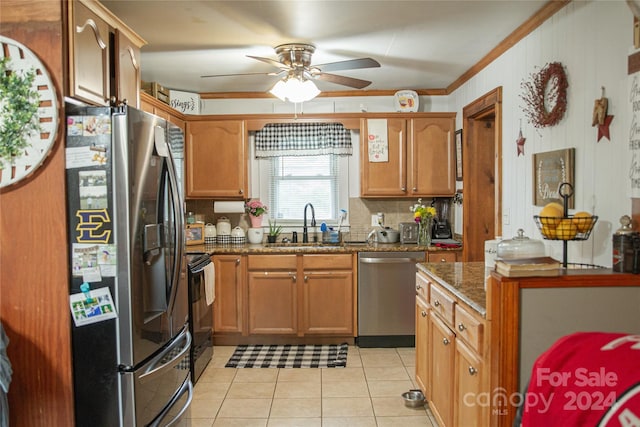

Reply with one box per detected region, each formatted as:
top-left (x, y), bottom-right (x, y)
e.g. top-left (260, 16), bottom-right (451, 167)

top-left (65, 101), bottom-right (192, 426)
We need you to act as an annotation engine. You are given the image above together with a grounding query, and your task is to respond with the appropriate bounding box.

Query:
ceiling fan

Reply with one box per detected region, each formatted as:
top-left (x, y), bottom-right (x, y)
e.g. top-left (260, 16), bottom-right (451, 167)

top-left (201, 43), bottom-right (381, 91)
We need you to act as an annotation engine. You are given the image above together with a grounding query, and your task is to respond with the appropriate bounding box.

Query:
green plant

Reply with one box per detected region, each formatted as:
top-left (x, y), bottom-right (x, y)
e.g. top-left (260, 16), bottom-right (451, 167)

top-left (268, 219), bottom-right (282, 236)
top-left (0, 57), bottom-right (41, 167)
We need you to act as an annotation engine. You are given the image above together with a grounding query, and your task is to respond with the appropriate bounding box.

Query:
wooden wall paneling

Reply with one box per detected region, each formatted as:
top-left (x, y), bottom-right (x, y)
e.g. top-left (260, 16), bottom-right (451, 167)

top-left (0, 1), bottom-right (74, 426)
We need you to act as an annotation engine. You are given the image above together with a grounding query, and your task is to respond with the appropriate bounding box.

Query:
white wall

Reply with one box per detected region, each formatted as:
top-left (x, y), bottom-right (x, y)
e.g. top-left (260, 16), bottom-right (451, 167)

top-left (448, 1), bottom-right (632, 267)
top-left (200, 0), bottom-right (633, 267)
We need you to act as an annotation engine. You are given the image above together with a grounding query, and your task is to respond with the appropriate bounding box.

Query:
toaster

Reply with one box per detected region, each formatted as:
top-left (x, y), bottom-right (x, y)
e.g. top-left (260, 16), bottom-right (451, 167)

top-left (399, 222), bottom-right (419, 244)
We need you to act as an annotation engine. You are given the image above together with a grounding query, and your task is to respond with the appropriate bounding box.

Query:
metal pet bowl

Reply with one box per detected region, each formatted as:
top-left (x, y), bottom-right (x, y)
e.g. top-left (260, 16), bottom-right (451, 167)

top-left (401, 389), bottom-right (426, 408)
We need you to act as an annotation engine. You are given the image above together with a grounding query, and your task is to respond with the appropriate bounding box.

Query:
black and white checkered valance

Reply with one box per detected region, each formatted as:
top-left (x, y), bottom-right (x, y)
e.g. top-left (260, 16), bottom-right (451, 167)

top-left (255, 123), bottom-right (353, 158)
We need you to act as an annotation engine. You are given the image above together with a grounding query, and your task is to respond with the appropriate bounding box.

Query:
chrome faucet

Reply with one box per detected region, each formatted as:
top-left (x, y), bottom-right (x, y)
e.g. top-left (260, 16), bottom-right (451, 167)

top-left (303, 203), bottom-right (316, 243)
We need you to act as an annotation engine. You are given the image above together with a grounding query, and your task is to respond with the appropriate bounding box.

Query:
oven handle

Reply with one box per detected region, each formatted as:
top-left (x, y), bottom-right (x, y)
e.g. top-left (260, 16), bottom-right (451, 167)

top-left (359, 257), bottom-right (417, 264)
top-left (189, 258), bottom-right (211, 275)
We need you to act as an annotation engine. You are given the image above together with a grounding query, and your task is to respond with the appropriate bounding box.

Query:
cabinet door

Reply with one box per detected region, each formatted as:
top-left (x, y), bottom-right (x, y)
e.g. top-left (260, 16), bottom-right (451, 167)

top-left (454, 339), bottom-right (486, 427)
top-left (360, 118), bottom-right (407, 197)
top-left (247, 272), bottom-right (297, 334)
top-left (302, 271), bottom-right (353, 335)
top-left (415, 296), bottom-right (430, 397)
top-left (409, 117), bottom-right (455, 196)
top-left (213, 255), bottom-right (244, 334)
top-left (115, 30), bottom-right (141, 108)
top-left (185, 120), bottom-right (247, 199)
top-left (430, 313), bottom-right (455, 427)
top-left (70, 0), bottom-right (110, 105)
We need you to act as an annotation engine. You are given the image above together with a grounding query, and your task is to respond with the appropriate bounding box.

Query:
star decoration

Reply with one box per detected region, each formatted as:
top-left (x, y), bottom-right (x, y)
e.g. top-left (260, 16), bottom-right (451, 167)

top-left (516, 129), bottom-right (526, 156)
top-left (597, 115), bottom-right (614, 142)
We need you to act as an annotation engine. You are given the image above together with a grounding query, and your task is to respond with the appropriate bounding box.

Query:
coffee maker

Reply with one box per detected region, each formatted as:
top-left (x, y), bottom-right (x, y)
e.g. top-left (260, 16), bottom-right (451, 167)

top-left (432, 198), bottom-right (452, 239)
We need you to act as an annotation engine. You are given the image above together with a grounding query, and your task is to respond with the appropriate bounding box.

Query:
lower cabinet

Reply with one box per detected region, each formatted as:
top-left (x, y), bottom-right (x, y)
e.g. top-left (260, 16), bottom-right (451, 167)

top-left (302, 256), bottom-right (353, 335)
top-left (246, 254), bottom-right (354, 338)
top-left (429, 313), bottom-right (456, 427)
top-left (212, 255), bottom-right (244, 334)
top-left (454, 339), bottom-right (485, 426)
top-left (416, 271), bottom-right (489, 427)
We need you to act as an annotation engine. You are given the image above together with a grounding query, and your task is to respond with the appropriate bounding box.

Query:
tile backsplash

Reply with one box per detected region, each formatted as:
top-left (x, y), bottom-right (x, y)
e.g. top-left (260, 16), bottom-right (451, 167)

top-left (185, 197), bottom-right (453, 243)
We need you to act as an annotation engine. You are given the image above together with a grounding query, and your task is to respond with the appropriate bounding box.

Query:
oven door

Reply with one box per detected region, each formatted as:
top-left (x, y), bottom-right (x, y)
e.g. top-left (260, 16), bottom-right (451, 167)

top-left (187, 254), bottom-right (214, 383)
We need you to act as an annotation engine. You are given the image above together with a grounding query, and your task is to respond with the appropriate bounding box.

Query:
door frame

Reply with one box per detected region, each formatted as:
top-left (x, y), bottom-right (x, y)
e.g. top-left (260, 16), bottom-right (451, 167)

top-left (462, 87), bottom-right (503, 261)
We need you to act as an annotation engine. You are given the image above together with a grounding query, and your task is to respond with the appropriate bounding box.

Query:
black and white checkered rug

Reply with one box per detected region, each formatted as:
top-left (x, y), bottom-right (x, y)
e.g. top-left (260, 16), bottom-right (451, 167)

top-left (225, 343), bottom-right (348, 368)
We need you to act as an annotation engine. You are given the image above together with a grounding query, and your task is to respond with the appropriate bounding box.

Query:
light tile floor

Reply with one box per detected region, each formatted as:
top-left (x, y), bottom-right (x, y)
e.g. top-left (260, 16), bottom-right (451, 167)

top-left (186, 346), bottom-right (437, 426)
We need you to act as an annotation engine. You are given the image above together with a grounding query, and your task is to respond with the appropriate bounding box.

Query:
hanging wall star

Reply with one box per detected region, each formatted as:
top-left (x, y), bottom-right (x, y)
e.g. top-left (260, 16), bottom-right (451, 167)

top-left (516, 121), bottom-right (526, 156)
top-left (597, 115), bottom-right (614, 142)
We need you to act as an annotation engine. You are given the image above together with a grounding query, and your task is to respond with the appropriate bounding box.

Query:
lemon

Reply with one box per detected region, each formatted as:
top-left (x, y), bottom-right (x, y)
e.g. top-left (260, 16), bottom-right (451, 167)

top-left (556, 218), bottom-right (578, 240)
top-left (572, 211), bottom-right (593, 233)
top-left (539, 202), bottom-right (564, 228)
top-left (541, 225), bottom-right (557, 239)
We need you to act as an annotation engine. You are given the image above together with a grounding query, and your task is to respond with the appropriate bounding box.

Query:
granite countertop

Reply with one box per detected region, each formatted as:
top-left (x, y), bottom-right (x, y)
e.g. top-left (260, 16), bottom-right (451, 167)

top-left (416, 262), bottom-right (490, 317)
top-left (187, 241), bottom-right (462, 255)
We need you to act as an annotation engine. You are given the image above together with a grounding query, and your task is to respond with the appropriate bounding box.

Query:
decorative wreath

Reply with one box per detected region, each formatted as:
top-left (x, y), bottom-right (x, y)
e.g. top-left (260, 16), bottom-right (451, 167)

top-left (0, 56), bottom-right (41, 167)
top-left (520, 62), bottom-right (568, 128)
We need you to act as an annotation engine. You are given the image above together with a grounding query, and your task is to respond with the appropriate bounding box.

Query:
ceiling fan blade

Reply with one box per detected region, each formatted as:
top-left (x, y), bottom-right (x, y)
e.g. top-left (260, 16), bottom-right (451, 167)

top-left (314, 72), bottom-right (372, 89)
top-left (247, 55), bottom-right (291, 70)
top-left (314, 58), bottom-right (380, 73)
top-left (201, 71), bottom-right (285, 78)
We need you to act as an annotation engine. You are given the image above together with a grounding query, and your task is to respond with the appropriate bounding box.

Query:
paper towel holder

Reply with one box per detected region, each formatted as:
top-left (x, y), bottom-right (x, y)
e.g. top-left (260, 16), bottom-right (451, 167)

top-left (213, 201), bottom-right (246, 214)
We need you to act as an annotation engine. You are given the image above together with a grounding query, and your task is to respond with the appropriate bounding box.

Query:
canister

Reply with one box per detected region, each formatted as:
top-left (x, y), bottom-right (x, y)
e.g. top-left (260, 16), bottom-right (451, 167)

top-left (612, 215), bottom-right (638, 273)
top-left (216, 217), bottom-right (231, 235)
top-left (204, 223), bottom-right (216, 245)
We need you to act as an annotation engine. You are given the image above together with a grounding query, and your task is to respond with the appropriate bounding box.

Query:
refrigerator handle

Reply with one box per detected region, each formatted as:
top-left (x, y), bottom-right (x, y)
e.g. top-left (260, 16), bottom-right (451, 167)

top-left (163, 129), bottom-right (185, 316)
top-left (148, 377), bottom-right (193, 427)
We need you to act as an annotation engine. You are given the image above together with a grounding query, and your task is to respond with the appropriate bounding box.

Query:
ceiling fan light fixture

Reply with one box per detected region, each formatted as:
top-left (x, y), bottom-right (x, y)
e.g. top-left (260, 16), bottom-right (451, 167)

top-left (269, 75), bottom-right (320, 103)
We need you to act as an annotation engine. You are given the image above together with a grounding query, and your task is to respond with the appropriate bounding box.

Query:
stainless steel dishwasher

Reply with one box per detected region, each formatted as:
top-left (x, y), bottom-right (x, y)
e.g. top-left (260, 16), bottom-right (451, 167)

top-left (357, 251), bottom-right (425, 347)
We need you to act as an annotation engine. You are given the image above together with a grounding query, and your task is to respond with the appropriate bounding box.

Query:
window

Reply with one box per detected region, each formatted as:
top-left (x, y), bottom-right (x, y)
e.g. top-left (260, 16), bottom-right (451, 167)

top-left (267, 155), bottom-right (342, 222)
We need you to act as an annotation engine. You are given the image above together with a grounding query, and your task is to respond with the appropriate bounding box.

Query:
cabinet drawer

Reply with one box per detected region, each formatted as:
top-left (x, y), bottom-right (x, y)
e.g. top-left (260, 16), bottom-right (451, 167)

top-left (455, 304), bottom-right (484, 354)
top-left (415, 272), bottom-right (429, 301)
top-left (430, 284), bottom-right (455, 327)
top-left (303, 254), bottom-right (352, 270)
top-left (427, 251), bottom-right (457, 263)
top-left (247, 255), bottom-right (297, 270)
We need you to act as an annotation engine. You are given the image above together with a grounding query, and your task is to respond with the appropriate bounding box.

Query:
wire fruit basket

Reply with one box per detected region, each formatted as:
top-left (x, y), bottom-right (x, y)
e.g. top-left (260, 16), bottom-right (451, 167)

top-left (533, 182), bottom-right (598, 267)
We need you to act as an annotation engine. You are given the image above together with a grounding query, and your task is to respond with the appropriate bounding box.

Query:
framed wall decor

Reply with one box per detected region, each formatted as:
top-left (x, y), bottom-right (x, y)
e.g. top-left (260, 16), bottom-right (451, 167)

top-left (533, 148), bottom-right (575, 208)
top-left (455, 129), bottom-right (463, 181)
top-left (186, 223), bottom-right (204, 245)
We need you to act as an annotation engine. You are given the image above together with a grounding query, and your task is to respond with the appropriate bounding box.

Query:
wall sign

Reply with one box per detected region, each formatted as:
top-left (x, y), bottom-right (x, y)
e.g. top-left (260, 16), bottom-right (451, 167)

top-left (533, 148), bottom-right (575, 208)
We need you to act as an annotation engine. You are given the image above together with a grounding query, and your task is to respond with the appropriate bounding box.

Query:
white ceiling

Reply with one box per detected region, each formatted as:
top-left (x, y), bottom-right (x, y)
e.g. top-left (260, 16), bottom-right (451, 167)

top-left (101, 0), bottom-right (552, 95)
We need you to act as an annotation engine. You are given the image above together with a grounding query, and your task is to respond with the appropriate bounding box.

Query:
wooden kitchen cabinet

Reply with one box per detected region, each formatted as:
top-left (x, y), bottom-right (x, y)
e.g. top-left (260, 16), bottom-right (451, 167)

top-left (415, 295), bottom-right (430, 396)
top-left (427, 251), bottom-right (458, 263)
top-left (429, 312), bottom-right (456, 427)
top-left (68, 0), bottom-right (145, 107)
top-left (360, 115), bottom-right (456, 198)
top-left (454, 339), bottom-right (485, 427)
top-left (247, 255), bottom-right (298, 335)
top-left (302, 254), bottom-right (353, 335)
top-left (415, 270), bottom-right (489, 427)
top-left (212, 255), bottom-right (245, 334)
top-left (185, 120), bottom-right (247, 199)
top-left (243, 254), bottom-right (354, 339)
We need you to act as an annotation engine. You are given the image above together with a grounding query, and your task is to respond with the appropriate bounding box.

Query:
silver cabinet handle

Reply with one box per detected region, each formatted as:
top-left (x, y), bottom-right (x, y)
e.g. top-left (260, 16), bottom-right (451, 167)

top-left (434, 300), bottom-right (440, 307)
top-left (421, 311), bottom-right (427, 317)
top-left (416, 284), bottom-right (422, 290)
top-left (292, 275), bottom-right (297, 282)
top-left (443, 338), bottom-right (450, 345)
top-left (413, 187), bottom-right (417, 191)
top-left (440, 258), bottom-right (447, 262)
top-left (239, 189), bottom-right (244, 194)
top-left (468, 366), bottom-right (478, 375)
top-left (236, 258), bottom-right (240, 265)
top-left (304, 275), bottom-right (308, 282)
top-left (458, 323), bottom-right (466, 332)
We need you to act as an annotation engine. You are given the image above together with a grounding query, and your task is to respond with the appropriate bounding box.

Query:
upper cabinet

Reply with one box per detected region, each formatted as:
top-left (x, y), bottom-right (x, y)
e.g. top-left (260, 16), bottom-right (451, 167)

top-left (360, 115), bottom-right (456, 198)
top-left (185, 120), bottom-right (248, 199)
top-left (140, 92), bottom-right (186, 132)
top-left (68, 0), bottom-right (145, 107)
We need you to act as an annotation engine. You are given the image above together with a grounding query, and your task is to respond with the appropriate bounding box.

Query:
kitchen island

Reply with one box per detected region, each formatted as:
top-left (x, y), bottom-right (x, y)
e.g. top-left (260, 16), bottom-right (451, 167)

top-left (416, 262), bottom-right (640, 427)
